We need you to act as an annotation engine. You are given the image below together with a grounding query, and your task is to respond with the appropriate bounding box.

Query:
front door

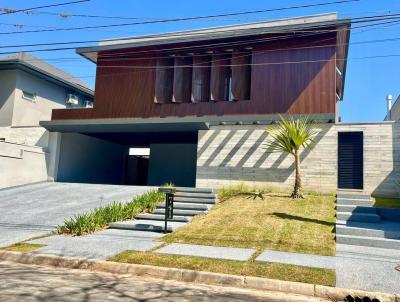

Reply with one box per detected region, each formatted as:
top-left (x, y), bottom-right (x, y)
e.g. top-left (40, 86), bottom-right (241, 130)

top-left (338, 132), bottom-right (364, 190)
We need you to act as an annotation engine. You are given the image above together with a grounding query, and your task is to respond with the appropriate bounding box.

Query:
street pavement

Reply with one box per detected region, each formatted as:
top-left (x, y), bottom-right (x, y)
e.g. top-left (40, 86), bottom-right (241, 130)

top-left (0, 261), bottom-right (328, 302)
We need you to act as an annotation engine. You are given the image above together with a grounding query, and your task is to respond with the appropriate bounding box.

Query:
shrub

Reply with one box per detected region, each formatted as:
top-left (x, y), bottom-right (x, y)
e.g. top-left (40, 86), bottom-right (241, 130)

top-left (57, 190), bottom-right (164, 236)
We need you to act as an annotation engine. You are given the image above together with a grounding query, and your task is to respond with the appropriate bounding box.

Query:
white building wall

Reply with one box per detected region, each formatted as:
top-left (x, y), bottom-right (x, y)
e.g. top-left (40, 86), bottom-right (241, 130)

top-left (196, 122), bottom-right (400, 197)
top-left (0, 70), bottom-right (17, 127)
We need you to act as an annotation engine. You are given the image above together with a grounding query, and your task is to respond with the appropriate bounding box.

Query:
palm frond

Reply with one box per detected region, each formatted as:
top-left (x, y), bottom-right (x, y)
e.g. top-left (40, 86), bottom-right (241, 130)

top-left (265, 115), bottom-right (318, 154)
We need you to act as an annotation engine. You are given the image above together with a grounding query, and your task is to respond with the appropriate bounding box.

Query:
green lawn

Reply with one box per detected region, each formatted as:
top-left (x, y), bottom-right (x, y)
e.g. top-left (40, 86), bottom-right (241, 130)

top-left (109, 251), bottom-right (335, 286)
top-left (163, 193), bottom-right (336, 256)
top-left (0, 243), bottom-right (44, 253)
top-left (373, 197), bottom-right (400, 208)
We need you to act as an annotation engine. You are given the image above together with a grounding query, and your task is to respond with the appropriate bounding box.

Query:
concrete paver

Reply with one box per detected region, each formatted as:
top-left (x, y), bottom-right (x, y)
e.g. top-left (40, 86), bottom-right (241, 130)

top-left (28, 229), bottom-right (164, 260)
top-left (156, 243), bottom-right (256, 261)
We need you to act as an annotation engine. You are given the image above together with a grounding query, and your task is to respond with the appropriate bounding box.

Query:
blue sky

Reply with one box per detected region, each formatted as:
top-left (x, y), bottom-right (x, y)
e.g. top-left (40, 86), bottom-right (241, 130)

top-left (1, 0), bottom-right (400, 122)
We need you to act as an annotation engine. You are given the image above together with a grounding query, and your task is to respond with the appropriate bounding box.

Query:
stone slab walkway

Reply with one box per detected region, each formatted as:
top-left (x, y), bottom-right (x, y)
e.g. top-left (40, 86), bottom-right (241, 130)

top-left (28, 229), bottom-right (163, 260)
top-left (156, 243), bottom-right (256, 261)
top-left (255, 250), bottom-right (336, 269)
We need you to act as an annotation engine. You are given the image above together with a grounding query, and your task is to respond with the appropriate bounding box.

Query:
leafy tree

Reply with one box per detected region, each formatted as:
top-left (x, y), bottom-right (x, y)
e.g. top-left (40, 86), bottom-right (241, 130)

top-left (266, 115), bottom-right (317, 199)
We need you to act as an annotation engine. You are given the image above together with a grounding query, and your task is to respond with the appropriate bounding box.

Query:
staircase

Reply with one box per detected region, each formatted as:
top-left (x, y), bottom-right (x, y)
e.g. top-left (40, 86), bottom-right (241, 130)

top-left (336, 193), bottom-right (400, 250)
top-left (109, 187), bottom-right (217, 232)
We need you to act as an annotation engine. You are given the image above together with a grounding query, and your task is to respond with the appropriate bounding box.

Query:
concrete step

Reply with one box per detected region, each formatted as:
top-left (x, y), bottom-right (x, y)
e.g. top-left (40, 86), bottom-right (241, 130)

top-left (174, 192), bottom-right (217, 199)
top-left (174, 197), bottom-right (217, 204)
top-left (337, 193), bottom-right (371, 200)
top-left (336, 234), bottom-right (400, 250)
top-left (336, 205), bottom-right (376, 214)
top-left (157, 202), bottom-right (211, 211)
top-left (109, 219), bottom-right (186, 232)
top-left (135, 213), bottom-right (191, 222)
top-left (153, 208), bottom-right (207, 216)
top-left (336, 212), bottom-right (381, 223)
top-left (174, 187), bottom-right (215, 194)
top-left (336, 198), bottom-right (372, 206)
top-left (336, 223), bottom-right (400, 239)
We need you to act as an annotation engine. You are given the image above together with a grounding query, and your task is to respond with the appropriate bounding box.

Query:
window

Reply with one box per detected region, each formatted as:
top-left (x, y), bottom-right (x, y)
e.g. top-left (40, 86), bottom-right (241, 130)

top-left (22, 91), bottom-right (37, 102)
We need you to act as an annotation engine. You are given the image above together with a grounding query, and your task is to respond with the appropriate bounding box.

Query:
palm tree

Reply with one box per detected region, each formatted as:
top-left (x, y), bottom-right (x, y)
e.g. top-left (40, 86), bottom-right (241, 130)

top-left (266, 115), bottom-right (318, 199)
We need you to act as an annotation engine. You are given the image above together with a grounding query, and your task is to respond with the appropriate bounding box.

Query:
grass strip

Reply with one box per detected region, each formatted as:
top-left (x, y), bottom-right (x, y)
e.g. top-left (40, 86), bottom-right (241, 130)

top-left (57, 190), bottom-right (164, 236)
top-left (0, 243), bottom-right (44, 253)
top-left (109, 251), bottom-right (336, 287)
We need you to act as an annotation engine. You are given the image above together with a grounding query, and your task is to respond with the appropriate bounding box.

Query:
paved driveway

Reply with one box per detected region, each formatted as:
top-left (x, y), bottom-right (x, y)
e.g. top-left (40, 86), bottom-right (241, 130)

top-left (0, 182), bottom-right (152, 247)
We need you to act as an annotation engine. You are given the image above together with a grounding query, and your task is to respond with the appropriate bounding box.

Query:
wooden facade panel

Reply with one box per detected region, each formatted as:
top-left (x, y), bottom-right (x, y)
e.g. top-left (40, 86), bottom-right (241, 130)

top-left (154, 57), bottom-right (174, 104)
top-left (51, 33), bottom-right (338, 120)
top-left (192, 55), bottom-right (211, 102)
top-left (231, 51), bottom-right (251, 101)
top-left (173, 56), bottom-right (193, 103)
top-left (210, 53), bottom-right (231, 101)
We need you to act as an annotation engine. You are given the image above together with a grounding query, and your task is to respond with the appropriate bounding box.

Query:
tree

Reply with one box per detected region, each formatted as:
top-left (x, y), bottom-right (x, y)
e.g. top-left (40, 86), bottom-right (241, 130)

top-left (266, 115), bottom-right (318, 199)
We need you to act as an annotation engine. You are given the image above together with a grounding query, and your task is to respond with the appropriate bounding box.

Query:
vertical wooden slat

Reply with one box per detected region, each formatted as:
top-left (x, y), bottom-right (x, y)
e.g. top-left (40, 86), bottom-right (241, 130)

top-left (154, 57), bottom-right (174, 103)
top-left (173, 56), bottom-right (193, 103)
top-left (231, 51), bottom-right (251, 101)
top-left (192, 54), bottom-right (211, 102)
top-left (210, 53), bottom-right (231, 101)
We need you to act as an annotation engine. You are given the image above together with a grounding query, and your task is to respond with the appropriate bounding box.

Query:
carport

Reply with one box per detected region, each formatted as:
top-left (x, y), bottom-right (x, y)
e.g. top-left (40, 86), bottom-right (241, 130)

top-left (41, 118), bottom-right (209, 187)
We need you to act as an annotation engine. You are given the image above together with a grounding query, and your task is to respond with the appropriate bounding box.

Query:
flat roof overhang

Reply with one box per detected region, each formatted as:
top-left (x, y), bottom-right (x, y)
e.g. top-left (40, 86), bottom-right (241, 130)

top-left (40, 118), bottom-right (210, 133)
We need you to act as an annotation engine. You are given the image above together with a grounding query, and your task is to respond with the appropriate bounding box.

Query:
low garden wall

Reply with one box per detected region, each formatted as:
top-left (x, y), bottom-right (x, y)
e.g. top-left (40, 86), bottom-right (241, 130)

top-left (196, 121), bottom-right (400, 197)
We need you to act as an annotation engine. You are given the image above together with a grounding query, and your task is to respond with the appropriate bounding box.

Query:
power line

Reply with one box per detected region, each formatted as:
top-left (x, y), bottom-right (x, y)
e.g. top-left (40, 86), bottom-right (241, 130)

top-left (0, 0), bottom-right (90, 16)
top-left (0, 0), bottom-right (358, 35)
top-left (19, 0), bottom-right (359, 21)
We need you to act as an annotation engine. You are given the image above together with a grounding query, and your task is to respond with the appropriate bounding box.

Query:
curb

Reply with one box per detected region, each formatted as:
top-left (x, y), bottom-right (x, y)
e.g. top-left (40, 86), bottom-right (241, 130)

top-left (0, 250), bottom-right (396, 302)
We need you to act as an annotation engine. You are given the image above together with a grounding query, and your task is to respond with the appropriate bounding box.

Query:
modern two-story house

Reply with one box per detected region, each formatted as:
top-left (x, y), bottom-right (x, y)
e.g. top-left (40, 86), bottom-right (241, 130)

top-left (42, 13), bottom-right (400, 196)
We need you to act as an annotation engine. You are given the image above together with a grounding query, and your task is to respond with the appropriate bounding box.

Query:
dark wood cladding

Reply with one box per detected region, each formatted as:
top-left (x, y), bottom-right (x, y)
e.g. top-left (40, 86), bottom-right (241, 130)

top-left (52, 31), bottom-right (340, 121)
top-left (173, 56), bottom-right (192, 103)
top-left (231, 51), bottom-right (251, 101)
top-left (210, 53), bottom-right (231, 101)
top-left (192, 54), bottom-right (211, 102)
top-left (154, 57), bottom-right (174, 104)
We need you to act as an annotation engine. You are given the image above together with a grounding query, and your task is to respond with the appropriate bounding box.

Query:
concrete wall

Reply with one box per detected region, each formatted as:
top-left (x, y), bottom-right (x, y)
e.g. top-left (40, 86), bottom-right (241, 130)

top-left (148, 143), bottom-right (197, 187)
top-left (196, 122), bottom-right (400, 197)
top-left (56, 133), bottom-right (128, 184)
top-left (0, 141), bottom-right (48, 189)
top-left (0, 70), bottom-right (17, 126)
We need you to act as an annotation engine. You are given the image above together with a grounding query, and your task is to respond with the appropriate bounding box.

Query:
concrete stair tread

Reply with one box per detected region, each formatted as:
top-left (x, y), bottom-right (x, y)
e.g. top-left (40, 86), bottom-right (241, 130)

top-left (153, 208), bottom-right (207, 216)
top-left (135, 213), bottom-right (191, 222)
top-left (337, 220), bottom-right (400, 230)
top-left (173, 197), bottom-right (216, 204)
top-left (157, 202), bottom-right (211, 210)
top-left (337, 234), bottom-right (400, 243)
top-left (174, 187), bottom-right (215, 194)
top-left (336, 243), bottom-right (400, 261)
top-left (337, 212), bottom-right (379, 217)
top-left (174, 192), bottom-right (217, 199)
top-left (336, 212), bottom-right (381, 223)
top-left (109, 219), bottom-right (186, 232)
top-left (337, 193), bottom-right (371, 200)
top-left (336, 233), bottom-right (400, 250)
top-left (336, 205), bottom-right (376, 213)
top-left (336, 222), bottom-right (400, 239)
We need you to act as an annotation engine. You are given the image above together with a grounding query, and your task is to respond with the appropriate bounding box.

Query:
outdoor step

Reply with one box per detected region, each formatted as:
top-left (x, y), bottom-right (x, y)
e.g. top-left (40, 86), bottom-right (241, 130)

top-left (173, 197), bottom-right (217, 204)
top-left (153, 208), bottom-right (207, 216)
top-left (174, 192), bottom-right (217, 199)
top-left (174, 187), bottom-right (215, 194)
top-left (157, 202), bottom-right (211, 211)
top-left (336, 212), bottom-right (381, 223)
top-left (336, 193), bottom-right (371, 200)
top-left (336, 223), bottom-right (400, 239)
top-left (336, 205), bottom-right (376, 214)
top-left (336, 234), bottom-right (400, 250)
top-left (135, 213), bottom-right (191, 223)
top-left (109, 219), bottom-right (186, 232)
top-left (336, 198), bottom-right (372, 206)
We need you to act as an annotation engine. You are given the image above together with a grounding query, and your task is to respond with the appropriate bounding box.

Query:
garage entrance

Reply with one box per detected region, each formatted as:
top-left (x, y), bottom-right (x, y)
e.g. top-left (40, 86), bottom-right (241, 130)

top-left (55, 131), bottom-right (199, 187)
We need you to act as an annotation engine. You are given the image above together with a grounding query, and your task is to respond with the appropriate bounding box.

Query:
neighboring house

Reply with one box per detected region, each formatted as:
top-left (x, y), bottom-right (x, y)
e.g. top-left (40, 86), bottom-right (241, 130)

top-left (0, 52), bottom-right (94, 188)
top-left (384, 94), bottom-right (400, 121)
top-left (41, 13), bottom-right (400, 196)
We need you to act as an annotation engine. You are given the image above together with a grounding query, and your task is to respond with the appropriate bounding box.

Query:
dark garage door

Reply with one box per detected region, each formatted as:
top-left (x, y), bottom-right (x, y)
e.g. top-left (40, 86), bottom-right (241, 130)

top-left (338, 132), bottom-right (363, 190)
